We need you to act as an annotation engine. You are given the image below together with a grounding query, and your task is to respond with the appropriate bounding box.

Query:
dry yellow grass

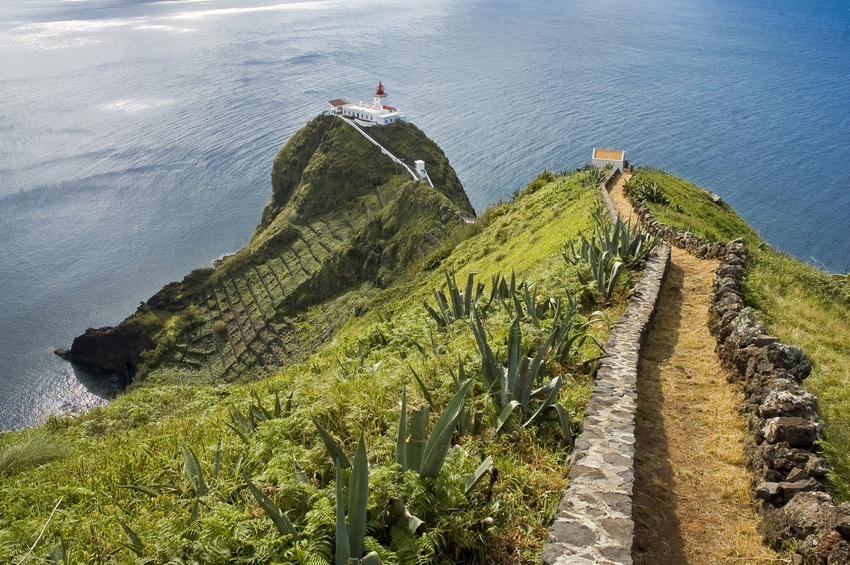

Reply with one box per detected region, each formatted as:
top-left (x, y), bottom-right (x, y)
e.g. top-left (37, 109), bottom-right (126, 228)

top-left (607, 177), bottom-right (784, 564)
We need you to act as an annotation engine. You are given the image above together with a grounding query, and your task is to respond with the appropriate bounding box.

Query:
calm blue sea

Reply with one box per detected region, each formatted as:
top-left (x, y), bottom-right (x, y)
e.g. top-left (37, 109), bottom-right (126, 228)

top-left (1, 0), bottom-right (848, 430)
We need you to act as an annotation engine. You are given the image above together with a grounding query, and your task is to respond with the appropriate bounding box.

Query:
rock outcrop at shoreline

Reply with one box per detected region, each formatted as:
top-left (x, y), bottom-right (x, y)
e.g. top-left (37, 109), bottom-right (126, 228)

top-left (56, 320), bottom-right (153, 378)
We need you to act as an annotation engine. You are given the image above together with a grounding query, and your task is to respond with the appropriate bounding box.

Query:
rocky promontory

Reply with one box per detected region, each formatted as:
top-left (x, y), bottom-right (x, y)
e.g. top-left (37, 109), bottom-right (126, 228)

top-left (58, 115), bottom-right (474, 386)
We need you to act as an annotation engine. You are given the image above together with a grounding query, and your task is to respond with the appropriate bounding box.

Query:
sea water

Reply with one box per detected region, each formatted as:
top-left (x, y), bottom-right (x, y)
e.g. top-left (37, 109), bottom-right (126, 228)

top-left (1, 0), bottom-right (848, 430)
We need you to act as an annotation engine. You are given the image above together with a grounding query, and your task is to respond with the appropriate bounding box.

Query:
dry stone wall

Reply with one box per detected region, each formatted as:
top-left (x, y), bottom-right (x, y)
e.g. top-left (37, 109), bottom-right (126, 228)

top-left (541, 241), bottom-right (670, 565)
top-left (540, 173), bottom-right (671, 565)
top-left (628, 197), bottom-right (726, 259)
top-left (709, 239), bottom-right (850, 564)
top-left (629, 192), bottom-right (850, 564)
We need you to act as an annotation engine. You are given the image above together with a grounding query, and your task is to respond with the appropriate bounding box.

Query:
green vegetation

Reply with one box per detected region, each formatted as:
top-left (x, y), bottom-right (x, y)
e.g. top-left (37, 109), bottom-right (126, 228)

top-left (63, 115), bottom-right (475, 388)
top-left (627, 167), bottom-right (850, 499)
top-left (20, 120), bottom-right (840, 563)
top-left (563, 208), bottom-right (656, 304)
top-left (0, 166), bottom-right (651, 564)
top-left (0, 430), bottom-right (70, 476)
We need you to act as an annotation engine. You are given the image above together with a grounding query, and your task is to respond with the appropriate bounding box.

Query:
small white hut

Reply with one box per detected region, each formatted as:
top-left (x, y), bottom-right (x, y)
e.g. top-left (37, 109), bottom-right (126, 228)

top-left (591, 148), bottom-right (625, 172)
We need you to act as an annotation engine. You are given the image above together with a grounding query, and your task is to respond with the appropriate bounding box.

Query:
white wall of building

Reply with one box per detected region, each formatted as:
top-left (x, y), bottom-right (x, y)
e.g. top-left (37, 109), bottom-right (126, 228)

top-left (591, 158), bottom-right (624, 173)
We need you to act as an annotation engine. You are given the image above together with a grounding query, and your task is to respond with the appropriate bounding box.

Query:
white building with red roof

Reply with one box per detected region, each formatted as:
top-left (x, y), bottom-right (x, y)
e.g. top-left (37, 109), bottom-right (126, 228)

top-left (327, 82), bottom-right (406, 127)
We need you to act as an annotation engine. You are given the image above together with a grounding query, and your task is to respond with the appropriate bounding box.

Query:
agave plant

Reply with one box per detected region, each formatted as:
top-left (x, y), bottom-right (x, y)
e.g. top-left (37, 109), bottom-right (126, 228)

top-left (396, 379), bottom-right (473, 479)
top-left (424, 270), bottom-right (485, 327)
top-left (483, 271), bottom-right (550, 324)
top-left (562, 208), bottom-right (654, 303)
top-left (396, 385), bottom-right (493, 502)
top-left (470, 313), bottom-right (572, 441)
top-left (334, 433), bottom-right (377, 565)
top-left (181, 444), bottom-right (208, 496)
top-left (307, 426), bottom-right (383, 564)
top-left (549, 295), bottom-right (605, 365)
top-left (610, 218), bottom-right (656, 269)
top-left (116, 516), bottom-right (144, 557)
top-left (245, 476), bottom-right (299, 541)
top-left (623, 177), bottom-right (670, 206)
top-left (586, 165), bottom-right (610, 187)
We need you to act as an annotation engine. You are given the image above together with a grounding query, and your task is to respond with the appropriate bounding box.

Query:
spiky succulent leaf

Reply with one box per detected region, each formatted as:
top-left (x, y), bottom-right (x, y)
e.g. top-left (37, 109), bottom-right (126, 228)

top-left (406, 405), bottom-right (429, 473)
top-left (409, 365), bottom-right (435, 410)
top-left (396, 387), bottom-right (408, 472)
top-left (294, 456), bottom-right (310, 485)
top-left (463, 272), bottom-right (476, 316)
top-left (116, 517), bottom-right (144, 556)
top-left (246, 477), bottom-right (299, 540)
top-left (335, 462), bottom-right (350, 565)
top-left (496, 400), bottom-right (521, 433)
top-left (224, 421), bottom-right (250, 445)
top-left (181, 445), bottom-right (207, 496)
top-left (420, 379), bottom-right (473, 478)
top-left (214, 440), bottom-right (222, 480)
top-left (314, 419), bottom-right (352, 469)
top-left (554, 403), bottom-right (574, 445)
top-left (524, 376), bottom-right (563, 427)
top-left (471, 312), bottom-right (503, 397)
top-left (347, 433), bottom-right (369, 559)
top-left (505, 316), bottom-right (522, 405)
top-left (465, 456), bottom-right (494, 495)
top-left (117, 484), bottom-right (160, 497)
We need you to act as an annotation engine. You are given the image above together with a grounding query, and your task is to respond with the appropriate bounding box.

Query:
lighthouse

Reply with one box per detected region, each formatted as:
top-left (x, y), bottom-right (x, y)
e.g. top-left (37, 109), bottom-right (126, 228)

top-left (373, 82), bottom-right (388, 108)
top-left (328, 82), bottom-right (405, 126)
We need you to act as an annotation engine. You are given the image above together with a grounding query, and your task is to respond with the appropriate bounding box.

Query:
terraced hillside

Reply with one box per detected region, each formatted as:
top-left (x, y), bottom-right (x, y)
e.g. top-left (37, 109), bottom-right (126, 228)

top-left (60, 115), bottom-right (474, 387)
top-left (146, 206), bottom-right (371, 385)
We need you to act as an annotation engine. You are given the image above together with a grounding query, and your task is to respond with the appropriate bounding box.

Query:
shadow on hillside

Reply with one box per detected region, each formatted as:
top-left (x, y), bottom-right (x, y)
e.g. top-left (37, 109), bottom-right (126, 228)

top-left (632, 260), bottom-right (688, 564)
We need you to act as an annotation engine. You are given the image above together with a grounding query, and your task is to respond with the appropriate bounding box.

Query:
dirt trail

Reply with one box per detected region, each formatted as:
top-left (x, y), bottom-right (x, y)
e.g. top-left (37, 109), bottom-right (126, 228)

top-left (608, 174), bottom-right (780, 564)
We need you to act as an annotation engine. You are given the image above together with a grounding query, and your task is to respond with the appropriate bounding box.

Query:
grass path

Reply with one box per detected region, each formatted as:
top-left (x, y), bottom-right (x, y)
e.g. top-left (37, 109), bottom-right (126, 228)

top-left (609, 175), bottom-right (781, 564)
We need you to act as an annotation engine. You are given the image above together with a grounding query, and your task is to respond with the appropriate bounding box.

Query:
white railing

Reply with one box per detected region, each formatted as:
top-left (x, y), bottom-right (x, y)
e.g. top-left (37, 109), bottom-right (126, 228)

top-left (335, 116), bottom-right (422, 183)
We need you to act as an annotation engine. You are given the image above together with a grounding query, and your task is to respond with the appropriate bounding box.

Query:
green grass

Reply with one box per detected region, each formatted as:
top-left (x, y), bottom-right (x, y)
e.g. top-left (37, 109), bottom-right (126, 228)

top-left (0, 169), bottom-right (638, 564)
top-left (0, 431), bottom-right (70, 476)
top-left (123, 118), bottom-right (467, 388)
top-left (629, 167), bottom-right (850, 499)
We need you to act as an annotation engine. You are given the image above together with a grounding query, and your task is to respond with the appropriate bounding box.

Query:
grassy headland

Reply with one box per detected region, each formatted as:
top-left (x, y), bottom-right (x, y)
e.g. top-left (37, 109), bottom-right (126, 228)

top-left (2, 118), bottom-right (647, 563)
top-left (59, 115), bottom-right (474, 387)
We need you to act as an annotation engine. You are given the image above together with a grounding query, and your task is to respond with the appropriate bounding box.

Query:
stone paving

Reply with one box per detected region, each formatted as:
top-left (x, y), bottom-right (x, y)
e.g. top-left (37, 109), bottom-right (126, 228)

top-left (540, 229), bottom-right (670, 565)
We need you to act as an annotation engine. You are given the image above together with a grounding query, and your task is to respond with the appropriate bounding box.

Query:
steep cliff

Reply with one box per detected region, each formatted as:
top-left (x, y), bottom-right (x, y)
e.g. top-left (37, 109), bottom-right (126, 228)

top-left (59, 114), bottom-right (472, 385)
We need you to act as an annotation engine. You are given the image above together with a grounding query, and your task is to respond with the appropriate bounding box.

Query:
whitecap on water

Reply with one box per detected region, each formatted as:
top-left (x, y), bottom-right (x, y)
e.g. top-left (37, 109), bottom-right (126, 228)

top-left (132, 24), bottom-right (195, 33)
top-left (168, 1), bottom-right (331, 21)
top-left (97, 99), bottom-right (175, 114)
top-left (0, 19), bottom-right (133, 51)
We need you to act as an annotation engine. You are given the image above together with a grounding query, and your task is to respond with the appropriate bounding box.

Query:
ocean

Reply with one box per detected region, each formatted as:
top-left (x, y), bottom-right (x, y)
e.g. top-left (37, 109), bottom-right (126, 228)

top-left (1, 0), bottom-right (848, 430)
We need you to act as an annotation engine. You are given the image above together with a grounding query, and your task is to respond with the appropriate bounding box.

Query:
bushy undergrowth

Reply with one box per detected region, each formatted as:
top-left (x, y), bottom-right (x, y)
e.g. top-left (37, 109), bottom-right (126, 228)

top-left (630, 167), bottom-right (850, 500)
top-left (0, 169), bottom-right (650, 564)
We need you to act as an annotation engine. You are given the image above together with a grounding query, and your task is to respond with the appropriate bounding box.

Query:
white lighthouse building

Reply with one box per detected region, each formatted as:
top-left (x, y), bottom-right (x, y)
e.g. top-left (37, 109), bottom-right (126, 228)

top-left (328, 82), bottom-right (406, 127)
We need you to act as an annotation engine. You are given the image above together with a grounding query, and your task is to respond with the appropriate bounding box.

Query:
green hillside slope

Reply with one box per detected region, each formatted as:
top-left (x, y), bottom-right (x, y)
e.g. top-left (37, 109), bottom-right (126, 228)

top-left (2, 163), bottom-right (639, 564)
top-left (59, 115), bottom-right (473, 387)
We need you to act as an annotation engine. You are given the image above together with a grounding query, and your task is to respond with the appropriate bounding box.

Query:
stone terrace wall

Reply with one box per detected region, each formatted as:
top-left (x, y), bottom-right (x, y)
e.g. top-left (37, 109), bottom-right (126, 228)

top-left (541, 239), bottom-right (671, 565)
top-left (628, 192), bottom-right (850, 564)
top-left (599, 169), bottom-right (619, 222)
top-left (709, 239), bottom-right (850, 564)
top-left (628, 197), bottom-right (726, 260)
